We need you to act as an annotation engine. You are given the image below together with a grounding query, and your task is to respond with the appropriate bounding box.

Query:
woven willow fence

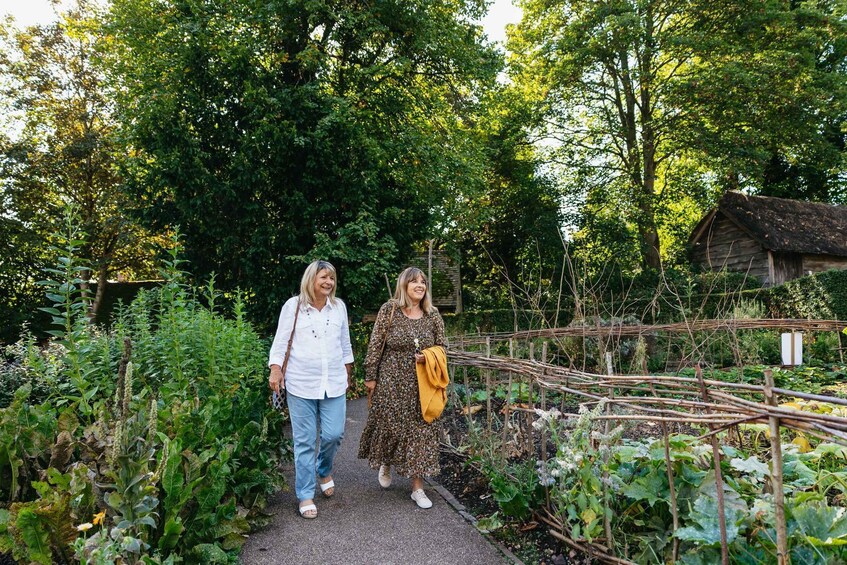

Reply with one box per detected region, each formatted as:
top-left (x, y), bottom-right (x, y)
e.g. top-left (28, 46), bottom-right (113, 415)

top-left (444, 319), bottom-right (847, 565)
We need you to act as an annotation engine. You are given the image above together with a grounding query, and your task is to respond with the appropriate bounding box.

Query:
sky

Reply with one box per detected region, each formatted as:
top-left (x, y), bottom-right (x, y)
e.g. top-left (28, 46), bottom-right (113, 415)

top-left (0, 0), bottom-right (522, 45)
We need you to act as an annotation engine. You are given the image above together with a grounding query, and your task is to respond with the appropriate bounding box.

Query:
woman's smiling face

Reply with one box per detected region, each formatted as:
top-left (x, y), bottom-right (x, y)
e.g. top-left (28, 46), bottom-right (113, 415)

top-left (313, 269), bottom-right (335, 299)
top-left (406, 275), bottom-right (427, 304)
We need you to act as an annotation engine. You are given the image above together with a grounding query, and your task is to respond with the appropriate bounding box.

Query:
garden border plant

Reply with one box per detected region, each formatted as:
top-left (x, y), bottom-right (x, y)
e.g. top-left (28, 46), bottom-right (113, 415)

top-left (442, 324), bottom-right (847, 564)
top-left (0, 209), bottom-right (289, 564)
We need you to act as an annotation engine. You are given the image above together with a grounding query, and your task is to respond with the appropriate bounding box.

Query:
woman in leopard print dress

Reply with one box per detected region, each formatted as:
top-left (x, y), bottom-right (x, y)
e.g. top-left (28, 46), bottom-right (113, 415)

top-left (358, 267), bottom-right (446, 509)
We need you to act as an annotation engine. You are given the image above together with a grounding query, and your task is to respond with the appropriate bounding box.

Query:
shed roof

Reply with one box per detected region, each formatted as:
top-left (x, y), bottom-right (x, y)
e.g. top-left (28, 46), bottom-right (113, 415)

top-left (690, 191), bottom-right (847, 257)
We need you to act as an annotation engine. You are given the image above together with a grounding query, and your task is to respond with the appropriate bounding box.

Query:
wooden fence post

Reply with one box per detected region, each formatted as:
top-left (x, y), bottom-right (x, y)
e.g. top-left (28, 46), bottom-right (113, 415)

top-left (764, 369), bottom-right (789, 564)
top-left (602, 350), bottom-right (615, 551)
top-left (486, 336), bottom-right (492, 434)
top-left (526, 340), bottom-right (535, 456)
top-left (696, 364), bottom-right (729, 565)
top-left (502, 338), bottom-right (514, 466)
top-left (541, 341), bottom-right (550, 508)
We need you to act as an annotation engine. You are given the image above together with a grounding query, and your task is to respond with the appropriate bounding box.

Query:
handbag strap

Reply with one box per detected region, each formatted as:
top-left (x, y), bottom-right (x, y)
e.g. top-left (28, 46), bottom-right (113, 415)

top-left (280, 300), bottom-right (301, 377)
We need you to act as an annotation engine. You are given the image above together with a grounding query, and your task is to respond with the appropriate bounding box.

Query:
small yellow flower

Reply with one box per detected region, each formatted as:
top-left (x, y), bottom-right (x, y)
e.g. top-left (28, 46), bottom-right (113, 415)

top-left (76, 522), bottom-right (93, 532)
top-left (92, 511), bottom-right (106, 526)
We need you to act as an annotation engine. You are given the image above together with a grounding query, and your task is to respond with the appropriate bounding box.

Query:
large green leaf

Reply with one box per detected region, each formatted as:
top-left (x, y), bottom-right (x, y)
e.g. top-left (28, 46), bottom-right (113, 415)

top-left (791, 500), bottom-right (847, 546)
top-left (622, 468), bottom-right (668, 506)
top-left (675, 495), bottom-right (743, 546)
top-left (15, 508), bottom-right (52, 565)
top-left (158, 517), bottom-right (185, 551)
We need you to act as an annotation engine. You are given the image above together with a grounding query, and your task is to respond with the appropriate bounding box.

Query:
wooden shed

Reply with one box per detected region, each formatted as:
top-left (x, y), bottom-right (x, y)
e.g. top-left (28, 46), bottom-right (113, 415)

top-left (409, 249), bottom-right (462, 313)
top-left (689, 191), bottom-right (847, 286)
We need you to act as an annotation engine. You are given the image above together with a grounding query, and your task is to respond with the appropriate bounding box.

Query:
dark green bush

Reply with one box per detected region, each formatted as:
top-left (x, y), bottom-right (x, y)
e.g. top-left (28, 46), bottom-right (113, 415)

top-left (764, 269), bottom-right (847, 320)
top-left (0, 227), bottom-right (287, 564)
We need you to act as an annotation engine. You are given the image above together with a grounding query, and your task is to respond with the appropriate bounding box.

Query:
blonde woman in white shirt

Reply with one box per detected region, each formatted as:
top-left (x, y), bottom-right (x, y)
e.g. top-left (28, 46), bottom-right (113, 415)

top-left (268, 260), bottom-right (354, 519)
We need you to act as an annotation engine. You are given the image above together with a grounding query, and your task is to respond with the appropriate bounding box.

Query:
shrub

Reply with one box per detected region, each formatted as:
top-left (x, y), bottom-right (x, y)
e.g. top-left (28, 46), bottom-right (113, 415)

top-left (764, 269), bottom-right (847, 320)
top-left (0, 221), bottom-right (287, 563)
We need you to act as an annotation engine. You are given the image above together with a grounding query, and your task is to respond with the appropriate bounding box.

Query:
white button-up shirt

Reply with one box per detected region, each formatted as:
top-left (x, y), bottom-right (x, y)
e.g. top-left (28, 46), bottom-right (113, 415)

top-left (268, 296), bottom-right (354, 400)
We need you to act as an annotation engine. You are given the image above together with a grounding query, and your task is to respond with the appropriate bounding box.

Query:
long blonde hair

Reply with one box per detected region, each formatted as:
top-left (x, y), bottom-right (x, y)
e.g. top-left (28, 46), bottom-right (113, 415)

top-left (299, 260), bottom-right (337, 306)
top-left (394, 267), bottom-right (435, 314)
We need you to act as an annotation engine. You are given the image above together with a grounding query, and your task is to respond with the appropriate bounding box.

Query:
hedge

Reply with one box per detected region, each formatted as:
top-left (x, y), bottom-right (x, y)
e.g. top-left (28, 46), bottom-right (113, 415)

top-left (763, 269), bottom-right (847, 320)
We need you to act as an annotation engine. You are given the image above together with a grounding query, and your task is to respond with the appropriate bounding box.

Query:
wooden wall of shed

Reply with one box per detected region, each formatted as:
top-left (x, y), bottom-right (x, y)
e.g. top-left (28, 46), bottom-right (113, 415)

top-left (410, 250), bottom-right (462, 313)
top-left (771, 251), bottom-right (803, 286)
top-left (802, 254), bottom-right (847, 275)
top-left (690, 214), bottom-right (771, 283)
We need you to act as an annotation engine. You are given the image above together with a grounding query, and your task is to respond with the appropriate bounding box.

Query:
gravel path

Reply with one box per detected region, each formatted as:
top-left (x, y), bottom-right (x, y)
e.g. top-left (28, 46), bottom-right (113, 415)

top-left (239, 397), bottom-right (510, 565)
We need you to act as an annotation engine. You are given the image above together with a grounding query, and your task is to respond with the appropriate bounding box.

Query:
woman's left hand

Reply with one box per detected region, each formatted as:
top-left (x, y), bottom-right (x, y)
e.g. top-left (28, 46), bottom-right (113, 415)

top-left (415, 353), bottom-right (425, 364)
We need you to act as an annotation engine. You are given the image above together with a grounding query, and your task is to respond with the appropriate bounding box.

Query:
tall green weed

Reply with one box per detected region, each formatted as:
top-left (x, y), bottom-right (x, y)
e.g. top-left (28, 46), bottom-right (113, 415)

top-left (0, 217), bottom-right (286, 563)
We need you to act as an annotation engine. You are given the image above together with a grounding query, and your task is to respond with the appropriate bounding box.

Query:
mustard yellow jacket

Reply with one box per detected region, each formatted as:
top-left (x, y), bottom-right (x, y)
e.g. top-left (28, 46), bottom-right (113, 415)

top-left (416, 345), bottom-right (449, 423)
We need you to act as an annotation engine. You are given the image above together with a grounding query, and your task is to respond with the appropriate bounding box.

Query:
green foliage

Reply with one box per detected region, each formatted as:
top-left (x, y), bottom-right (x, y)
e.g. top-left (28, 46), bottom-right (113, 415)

top-left (765, 269), bottom-right (847, 320)
top-left (521, 406), bottom-right (847, 562)
top-left (442, 308), bottom-right (575, 334)
top-left (289, 211), bottom-right (398, 310)
top-left (478, 458), bottom-right (545, 521)
top-left (0, 216), bottom-right (48, 345)
top-left (0, 235), bottom-right (287, 562)
top-left (453, 84), bottom-right (567, 312)
top-left (509, 0), bottom-right (847, 273)
top-left (105, 0), bottom-right (500, 327)
top-left (0, 2), bottom-right (162, 332)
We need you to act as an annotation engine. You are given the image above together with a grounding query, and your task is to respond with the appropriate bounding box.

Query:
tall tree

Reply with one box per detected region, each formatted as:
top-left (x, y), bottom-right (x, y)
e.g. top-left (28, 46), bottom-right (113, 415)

top-left (678, 0), bottom-right (847, 203)
top-left (453, 85), bottom-right (566, 311)
top-left (511, 0), bottom-right (847, 271)
top-left (0, 1), bottom-right (160, 320)
top-left (105, 0), bottom-right (499, 326)
top-left (511, 0), bottom-right (698, 270)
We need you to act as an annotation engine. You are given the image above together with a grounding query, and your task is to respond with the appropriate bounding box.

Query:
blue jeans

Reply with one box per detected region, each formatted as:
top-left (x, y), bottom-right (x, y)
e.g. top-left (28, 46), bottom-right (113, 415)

top-left (286, 392), bottom-right (347, 502)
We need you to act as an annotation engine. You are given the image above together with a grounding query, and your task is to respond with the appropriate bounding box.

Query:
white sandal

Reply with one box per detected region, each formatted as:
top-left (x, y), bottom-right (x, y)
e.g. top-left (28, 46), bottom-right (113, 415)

top-left (410, 488), bottom-right (432, 509)
top-left (378, 465), bottom-right (391, 488)
top-left (319, 478), bottom-right (335, 497)
top-left (298, 502), bottom-right (317, 519)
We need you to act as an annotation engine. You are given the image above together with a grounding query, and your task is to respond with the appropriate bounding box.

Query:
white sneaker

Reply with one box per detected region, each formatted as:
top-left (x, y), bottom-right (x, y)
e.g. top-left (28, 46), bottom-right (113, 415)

top-left (378, 465), bottom-right (392, 488)
top-left (410, 488), bottom-right (432, 509)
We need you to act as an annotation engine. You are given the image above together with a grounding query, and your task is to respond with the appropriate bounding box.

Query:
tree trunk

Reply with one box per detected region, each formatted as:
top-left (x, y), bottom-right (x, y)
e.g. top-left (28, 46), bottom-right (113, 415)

top-left (638, 2), bottom-right (661, 271)
top-left (89, 263), bottom-right (109, 322)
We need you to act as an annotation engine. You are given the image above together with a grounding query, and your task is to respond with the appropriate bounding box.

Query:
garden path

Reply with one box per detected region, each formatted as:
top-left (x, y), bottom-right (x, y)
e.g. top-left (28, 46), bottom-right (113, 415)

top-left (239, 397), bottom-right (510, 565)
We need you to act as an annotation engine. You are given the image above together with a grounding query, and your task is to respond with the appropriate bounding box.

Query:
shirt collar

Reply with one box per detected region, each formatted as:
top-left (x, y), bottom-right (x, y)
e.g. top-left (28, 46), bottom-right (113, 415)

top-left (303, 299), bottom-right (334, 312)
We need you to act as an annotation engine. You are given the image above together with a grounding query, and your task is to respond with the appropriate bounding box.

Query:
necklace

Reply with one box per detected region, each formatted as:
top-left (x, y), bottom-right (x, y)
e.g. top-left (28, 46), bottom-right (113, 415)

top-left (304, 305), bottom-right (330, 339)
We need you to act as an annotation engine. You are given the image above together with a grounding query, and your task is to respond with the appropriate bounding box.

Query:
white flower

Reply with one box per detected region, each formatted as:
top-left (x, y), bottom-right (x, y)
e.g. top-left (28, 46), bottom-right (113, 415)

top-left (77, 523), bottom-right (93, 532)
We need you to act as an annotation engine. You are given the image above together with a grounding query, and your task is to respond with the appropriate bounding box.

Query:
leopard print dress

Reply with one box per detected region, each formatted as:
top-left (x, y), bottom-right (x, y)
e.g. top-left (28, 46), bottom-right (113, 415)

top-left (358, 299), bottom-right (446, 477)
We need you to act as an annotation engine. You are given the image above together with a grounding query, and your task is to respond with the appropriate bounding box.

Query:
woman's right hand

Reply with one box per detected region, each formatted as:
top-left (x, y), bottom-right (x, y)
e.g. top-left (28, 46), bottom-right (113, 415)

top-left (269, 365), bottom-right (285, 393)
top-left (364, 380), bottom-right (376, 393)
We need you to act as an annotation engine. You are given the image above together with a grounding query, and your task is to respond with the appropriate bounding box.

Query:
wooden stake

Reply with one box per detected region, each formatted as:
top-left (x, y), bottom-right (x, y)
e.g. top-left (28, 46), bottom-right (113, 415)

top-left (696, 364), bottom-right (729, 565)
top-left (602, 350), bottom-right (615, 552)
top-left (527, 342), bottom-right (535, 456)
top-left (486, 336), bottom-right (492, 434)
top-left (649, 380), bottom-right (679, 561)
top-left (541, 341), bottom-right (550, 509)
top-left (502, 339), bottom-right (514, 466)
top-left (764, 369), bottom-right (789, 565)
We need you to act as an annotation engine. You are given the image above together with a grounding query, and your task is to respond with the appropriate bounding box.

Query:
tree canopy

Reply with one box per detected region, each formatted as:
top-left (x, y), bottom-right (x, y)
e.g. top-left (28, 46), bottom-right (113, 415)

top-left (510, 0), bottom-right (847, 272)
top-left (0, 1), bottom-right (160, 325)
top-left (105, 0), bottom-right (501, 326)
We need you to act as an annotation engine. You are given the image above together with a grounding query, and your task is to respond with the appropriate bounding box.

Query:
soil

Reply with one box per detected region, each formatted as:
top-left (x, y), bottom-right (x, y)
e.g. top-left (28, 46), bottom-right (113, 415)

top-left (434, 393), bottom-right (704, 565)
top-left (435, 395), bottom-right (600, 565)
top-left (435, 447), bottom-right (592, 565)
